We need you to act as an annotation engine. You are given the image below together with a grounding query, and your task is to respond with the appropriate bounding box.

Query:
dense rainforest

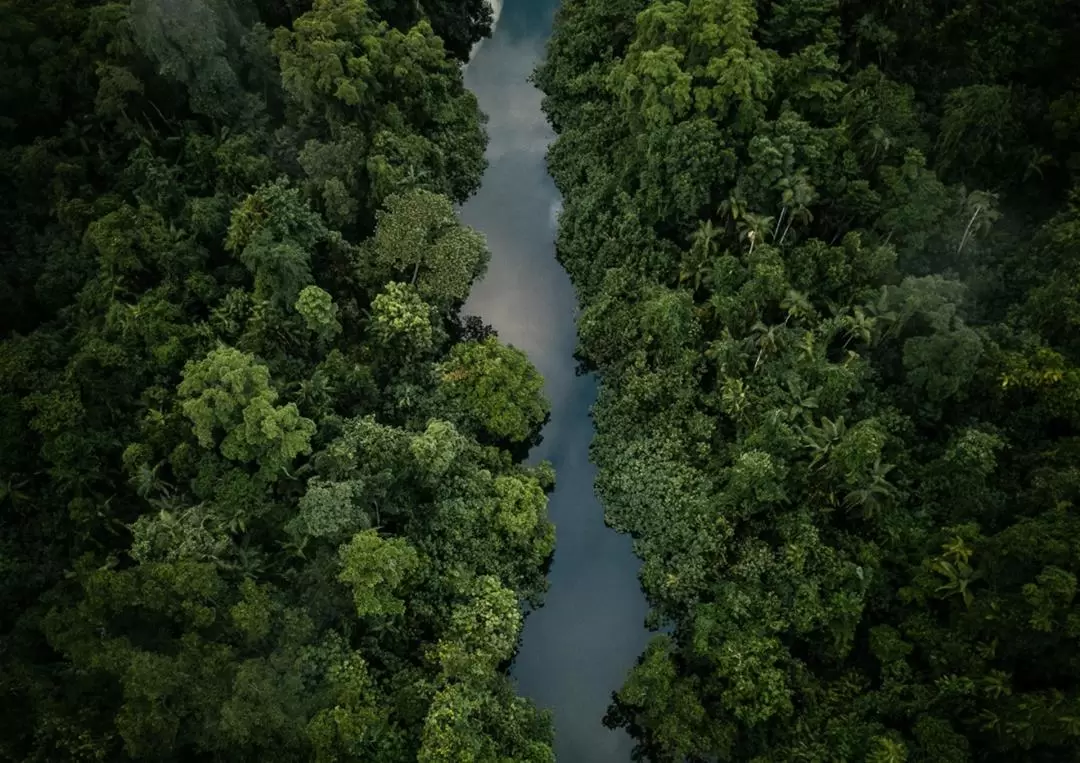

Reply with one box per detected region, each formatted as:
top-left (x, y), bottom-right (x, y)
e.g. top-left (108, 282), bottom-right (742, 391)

top-left (7, 0), bottom-right (1080, 759)
top-left (0, 0), bottom-right (558, 760)
top-left (538, 0), bottom-right (1080, 760)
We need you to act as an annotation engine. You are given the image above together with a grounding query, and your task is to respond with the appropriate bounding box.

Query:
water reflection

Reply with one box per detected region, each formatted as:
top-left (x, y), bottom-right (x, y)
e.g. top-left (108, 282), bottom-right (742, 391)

top-left (460, 2), bottom-right (652, 760)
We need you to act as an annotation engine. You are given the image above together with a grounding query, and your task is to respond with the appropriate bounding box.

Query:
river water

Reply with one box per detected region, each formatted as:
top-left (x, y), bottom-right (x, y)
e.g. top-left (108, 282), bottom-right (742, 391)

top-left (460, 1), bottom-right (652, 760)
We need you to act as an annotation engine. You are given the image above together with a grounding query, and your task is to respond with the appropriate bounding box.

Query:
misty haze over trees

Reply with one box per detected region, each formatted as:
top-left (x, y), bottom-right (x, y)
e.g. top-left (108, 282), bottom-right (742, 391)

top-left (3, 0), bottom-right (1080, 761)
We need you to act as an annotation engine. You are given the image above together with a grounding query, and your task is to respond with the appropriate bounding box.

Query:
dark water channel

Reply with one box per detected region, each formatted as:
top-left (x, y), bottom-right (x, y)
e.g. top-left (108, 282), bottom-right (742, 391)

top-left (460, 1), bottom-right (652, 760)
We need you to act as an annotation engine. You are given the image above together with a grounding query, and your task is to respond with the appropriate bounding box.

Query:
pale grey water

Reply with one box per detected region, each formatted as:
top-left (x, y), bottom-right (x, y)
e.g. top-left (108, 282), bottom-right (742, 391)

top-left (460, 2), bottom-right (652, 760)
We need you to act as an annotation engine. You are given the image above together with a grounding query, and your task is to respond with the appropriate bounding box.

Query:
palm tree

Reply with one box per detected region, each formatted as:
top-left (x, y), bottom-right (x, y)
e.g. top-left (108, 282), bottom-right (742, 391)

top-left (739, 212), bottom-right (774, 256)
top-left (931, 557), bottom-right (982, 609)
top-left (717, 195), bottom-right (745, 225)
top-left (680, 219), bottom-right (721, 290)
top-left (1023, 147), bottom-right (1053, 181)
top-left (781, 203), bottom-right (814, 245)
top-left (391, 163), bottom-right (431, 192)
top-left (226, 539), bottom-right (269, 576)
top-left (844, 459), bottom-right (897, 519)
top-left (750, 320), bottom-right (784, 371)
top-left (864, 125), bottom-right (894, 164)
top-left (980, 670), bottom-right (1010, 699)
top-left (133, 461), bottom-right (176, 502)
top-left (867, 737), bottom-right (908, 763)
top-left (956, 189), bottom-right (999, 255)
top-left (864, 286), bottom-right (902, 339)
top-left (776, 171), bottom-right (816, 245)
top-left (842, 306), bottom-right (877, 347)
top-left (294, 371), bottom-right (337, 418)
top-left (781, 376), bottom-right (819, 423)
top-left (679, 259), bottom-right (711, 291)
top-left (799, 415), bottom-right (847, 470)
top-left (942, 535), bottom-right (974, 564)
top-left (781, 289), bottom-right (816, 325)
top-left (689, 218), bottom-right (721, 256)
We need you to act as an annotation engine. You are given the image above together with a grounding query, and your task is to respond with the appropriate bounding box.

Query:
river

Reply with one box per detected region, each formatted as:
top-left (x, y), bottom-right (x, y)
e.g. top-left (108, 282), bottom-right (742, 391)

top-left (459, 1), bottom-right (653, 760)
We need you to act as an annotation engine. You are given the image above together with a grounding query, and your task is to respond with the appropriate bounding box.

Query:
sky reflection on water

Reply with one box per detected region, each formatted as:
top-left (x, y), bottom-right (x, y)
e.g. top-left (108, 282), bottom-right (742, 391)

top-left (460, 3), bottom-right (652, 760)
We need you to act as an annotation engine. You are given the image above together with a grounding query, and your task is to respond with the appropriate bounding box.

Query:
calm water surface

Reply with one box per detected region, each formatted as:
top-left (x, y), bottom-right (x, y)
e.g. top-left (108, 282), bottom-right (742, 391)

top-left (460, 1), bottom-right (652, 760)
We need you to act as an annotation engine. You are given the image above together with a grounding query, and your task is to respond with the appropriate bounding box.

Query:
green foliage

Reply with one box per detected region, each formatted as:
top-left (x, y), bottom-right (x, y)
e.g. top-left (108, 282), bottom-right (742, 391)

top-left (369, 189), bottom-right (490, 304)
top-left (371, 281), bottom-right (436, 355)
top-left (288, 478), bottom-right (369, 538)
top-left (272, 0), bottom-right (486, 212)
top-left (338, 530), bottom-right (420, 617)
top-left (542, 0), bottom-right (1080, 758)
top-left (438, 337), bottom-right (550, 444)
top-left (179, 346), bottom-right (317, 478)
top-left (410, 419), bottom-right (466, 477)
top-left (436, 575), bottom-right (521, 679)
top-left (419, 575), bottom-right (554, 763)
top-left (370, 0), bottom-right (494, 62)
top-left (129, 0), bottom-right (251, 121)
top-left (295, 284), bottom-right (342, 338)
top-left (0, 0), bottom-right (552, 759)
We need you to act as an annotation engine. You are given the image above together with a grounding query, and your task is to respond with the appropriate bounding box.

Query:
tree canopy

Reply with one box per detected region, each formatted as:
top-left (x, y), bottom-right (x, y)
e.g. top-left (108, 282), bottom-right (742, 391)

top-left (0, 0), bottom-right (555, 759)
top-left (539, 0), bottom-right (1080, 759)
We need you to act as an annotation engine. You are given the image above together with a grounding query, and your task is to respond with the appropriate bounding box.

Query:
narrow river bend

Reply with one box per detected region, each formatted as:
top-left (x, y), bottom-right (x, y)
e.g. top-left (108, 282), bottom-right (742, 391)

top-left (460, 1), bottom-right (652, 760)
